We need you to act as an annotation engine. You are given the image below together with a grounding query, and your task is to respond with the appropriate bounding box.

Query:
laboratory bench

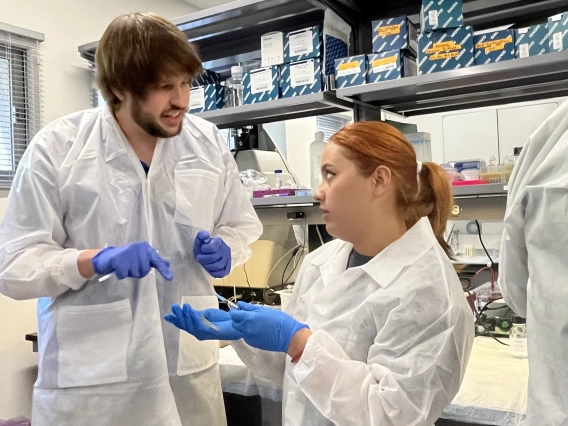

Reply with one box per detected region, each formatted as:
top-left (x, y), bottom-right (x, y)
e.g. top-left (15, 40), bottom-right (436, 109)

top-left (24, 335), bottom-right (526, 426)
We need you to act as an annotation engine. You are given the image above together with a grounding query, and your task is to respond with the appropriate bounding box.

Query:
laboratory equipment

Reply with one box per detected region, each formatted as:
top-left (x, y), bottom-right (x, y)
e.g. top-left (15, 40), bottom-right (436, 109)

top-left (225, 66), bottom-right (244, 107)
top-left (274, 170), bottom-right (283, 189)
top-left (310, 131), bottom-right (326, 190)
top-left (510, 317), bottom-right (528, 359)
top-left (404, 132), bottom-right (432, 162)
top-left (216, 293), bottom-right (239, 310)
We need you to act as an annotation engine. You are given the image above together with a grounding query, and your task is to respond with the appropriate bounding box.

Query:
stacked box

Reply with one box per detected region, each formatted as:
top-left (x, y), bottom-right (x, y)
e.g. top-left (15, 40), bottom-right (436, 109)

top-left (192, 69), bottom-right (221, 87)
top-left (280, 58), bottom-right (323, 98)
top-left (284, 26), bottom-right (347, 76)
top-left (366, 51), bottom-right (417, 83)
top-left (418, 26), bottom-right (475, 74)
top-left (474, 30), bottom-right (515, 65)
top-left (372, 17), bottom-right (418, 54)
top-left (243, 66), bottom-right (281, 105)
top-left (334, 55), bottom-right (367, 88)
top-left (515, 24), bottom-right (549, 58)
top-left (189, 85), bottom-right (225, 114)
top-left (549, 13), bottom-right (568, 52)
top-left (421, 0), bottom-right (464, 32)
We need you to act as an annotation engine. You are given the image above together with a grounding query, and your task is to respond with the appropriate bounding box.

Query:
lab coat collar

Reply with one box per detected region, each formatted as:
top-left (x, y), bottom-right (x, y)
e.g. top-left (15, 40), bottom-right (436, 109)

top-left (310, 217), bottom-right (437, 288)
top-left (361, 217), bottom-right (437, 288)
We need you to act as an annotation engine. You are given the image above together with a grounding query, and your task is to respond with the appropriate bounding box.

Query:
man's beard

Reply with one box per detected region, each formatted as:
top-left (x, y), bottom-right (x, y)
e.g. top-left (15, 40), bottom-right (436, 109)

top-left (131, 98), bottom-right (184, 138)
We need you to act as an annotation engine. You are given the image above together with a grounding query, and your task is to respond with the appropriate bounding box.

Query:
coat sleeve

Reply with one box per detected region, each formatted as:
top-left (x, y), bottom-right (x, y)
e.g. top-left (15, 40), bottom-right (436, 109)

top-left (290, 278), bottom-right (474, 426)
top-left (499, 187), bottom-right (529, 318)
top-left (212, 130), bottom-right (263, 267)
top-left (0, 142), bottom-right (87, 300)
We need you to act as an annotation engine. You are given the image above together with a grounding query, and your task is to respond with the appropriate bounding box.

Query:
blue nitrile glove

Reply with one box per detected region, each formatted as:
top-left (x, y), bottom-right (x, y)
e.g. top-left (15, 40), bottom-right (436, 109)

top-left (164, 303), bottom-right (244, 341)
top-left (230, 302), bottom-right (309, 353)
top-left (92, 241), bottom-right (173, 280)
top-left (193, 230), bottom-right (232, 278)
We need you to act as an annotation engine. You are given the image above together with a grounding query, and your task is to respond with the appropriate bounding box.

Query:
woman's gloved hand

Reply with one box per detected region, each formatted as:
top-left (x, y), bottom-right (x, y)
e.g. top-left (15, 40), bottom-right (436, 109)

top-left (92, 241), bottom-right (173, 280)
top-left (193, 231), bottom-right (232, 278)
top-left (164, 304), bottom-right (243, 341)
top-left (230, 302), bottom-right (309, 353)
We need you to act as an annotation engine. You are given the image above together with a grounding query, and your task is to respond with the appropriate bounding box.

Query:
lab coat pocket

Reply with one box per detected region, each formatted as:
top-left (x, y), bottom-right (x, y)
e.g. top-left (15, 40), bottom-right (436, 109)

top-left (174, 169), bottom-right (220, 231)
top-left (177, 295), bottom-right (220, 376)
top-left (56, 299), bottom-right (133, 388)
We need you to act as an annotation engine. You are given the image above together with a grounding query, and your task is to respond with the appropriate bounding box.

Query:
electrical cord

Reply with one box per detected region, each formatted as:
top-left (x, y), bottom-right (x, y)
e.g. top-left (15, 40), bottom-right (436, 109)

top-left (243, 263), bottom-right (251, 288)
top-left (266, 244), bottom-right (302, 288)
top-left (475, 220), bottom-right (495, 268)
top-left (232, 129), bottom-right (250, 160)
top-left (281, 217), bottom-right (307, 287)
top-left (470, 296), bottom-right (510, 346)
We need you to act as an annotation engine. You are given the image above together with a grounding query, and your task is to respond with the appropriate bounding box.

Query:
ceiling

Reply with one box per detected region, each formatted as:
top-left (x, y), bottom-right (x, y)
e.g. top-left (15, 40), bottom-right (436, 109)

top-left (179, 0), bottom-right (234, 10)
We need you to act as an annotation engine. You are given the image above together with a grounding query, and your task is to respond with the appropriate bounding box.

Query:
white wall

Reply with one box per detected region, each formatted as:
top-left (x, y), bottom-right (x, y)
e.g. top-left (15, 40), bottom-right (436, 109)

top-left (285, 117), bottom-right (319, 187)
top-left (0, 0), bottom-right (198, 420)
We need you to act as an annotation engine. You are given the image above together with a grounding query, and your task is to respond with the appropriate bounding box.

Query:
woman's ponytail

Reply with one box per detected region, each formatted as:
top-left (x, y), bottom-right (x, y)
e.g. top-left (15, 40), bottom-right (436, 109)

top-left (416, 162), bottom-right (453, 257)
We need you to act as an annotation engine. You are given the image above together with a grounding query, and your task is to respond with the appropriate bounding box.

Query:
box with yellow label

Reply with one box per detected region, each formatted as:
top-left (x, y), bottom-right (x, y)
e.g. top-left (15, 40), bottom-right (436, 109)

top-left (474, 30), bottom-right (515, 65)
top-left (366, 50), bottom-right (417, 84)
top-left (418, 27), bottom-right (475, 75)
top-left (334, 55), bottom-right (367, 88)
top-left (372, 17), bottom-right (417, 54)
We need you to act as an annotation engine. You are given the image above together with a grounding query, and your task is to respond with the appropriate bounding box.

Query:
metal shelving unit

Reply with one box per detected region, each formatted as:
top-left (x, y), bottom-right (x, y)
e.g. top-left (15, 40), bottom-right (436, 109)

top-left (196, 92), bottom-right (352, 129)
top-left (337, 51), bottom-right (568, 116)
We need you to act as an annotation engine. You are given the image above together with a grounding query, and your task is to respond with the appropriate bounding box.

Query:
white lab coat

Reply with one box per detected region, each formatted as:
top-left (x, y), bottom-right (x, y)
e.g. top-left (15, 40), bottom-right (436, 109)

top-left (0, 106), bottom-right (263, 426)
top-left (233, 217), bottom-right (474, 426)
top-left (499, 100), bottom-right (568, 426)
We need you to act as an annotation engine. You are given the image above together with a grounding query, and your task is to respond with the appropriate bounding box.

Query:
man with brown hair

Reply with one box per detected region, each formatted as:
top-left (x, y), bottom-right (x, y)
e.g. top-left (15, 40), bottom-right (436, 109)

top-left (0, 12), bottom-right (262, 426)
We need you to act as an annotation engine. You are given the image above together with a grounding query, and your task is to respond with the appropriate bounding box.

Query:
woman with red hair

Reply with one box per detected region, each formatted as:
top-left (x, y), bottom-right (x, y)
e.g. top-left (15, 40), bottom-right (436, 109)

top-left (166, 121), bottom-right (474, 426)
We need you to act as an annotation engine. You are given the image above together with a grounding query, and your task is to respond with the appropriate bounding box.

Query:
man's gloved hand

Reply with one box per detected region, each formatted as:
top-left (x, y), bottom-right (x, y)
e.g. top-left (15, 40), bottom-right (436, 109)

top-left (92, 241), bottom-right (173, 280)
top-left (230, 302), bottom-right (309, 353)
top-left (193, 230), bottom-right (231, 278)
top-left (164, 304), bottom-right (243, 341)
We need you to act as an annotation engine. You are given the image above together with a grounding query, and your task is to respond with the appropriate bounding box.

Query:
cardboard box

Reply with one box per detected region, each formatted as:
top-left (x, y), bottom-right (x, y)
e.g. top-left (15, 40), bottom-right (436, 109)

top-left (243, 66), bottom-right (280, 105)
top-left (281, 58), bottom-right (323, 98)
top-left (192, 69), bottom-right (220, 87)
top-left (549, 13), bottom-right (568, 52)
top-left (284, 26), bottom-right (348, 75)
top-left (335, 55), bottom-right (367, 88)
top-left (474, 30), bottom-right (515, 65)
top-left (261, 32), bottom-right (284, 66)
top-left (421, 0), bottom-right (464, 32)
top-left (372, 16), bottom-right (418, 54)
top-left (366, 51), bottom-right (417, 83)
top-left (418, 26), bottom-right (475, 75)
top-left (515, 24), bottom-right (549, 58)
top-left (189, 85), bottom-right (225, 113)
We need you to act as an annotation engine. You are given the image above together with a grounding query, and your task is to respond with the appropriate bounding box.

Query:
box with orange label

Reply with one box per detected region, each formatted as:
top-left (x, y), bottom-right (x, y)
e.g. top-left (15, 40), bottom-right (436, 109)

top-left (474, 30), bottom-right (515, 65)
top-left (372, 17), bottom-right (417, 54)
top-left (418, 27), bottom-right (474, 75)
top-left (366, 50), bottom-right (417, 83)
top-left (334, 55), bottom-right (367, 88)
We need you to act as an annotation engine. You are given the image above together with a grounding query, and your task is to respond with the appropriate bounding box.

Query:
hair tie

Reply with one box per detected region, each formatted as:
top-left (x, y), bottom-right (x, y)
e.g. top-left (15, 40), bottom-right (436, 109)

top-left (417, 161), bottom-right (423, 175)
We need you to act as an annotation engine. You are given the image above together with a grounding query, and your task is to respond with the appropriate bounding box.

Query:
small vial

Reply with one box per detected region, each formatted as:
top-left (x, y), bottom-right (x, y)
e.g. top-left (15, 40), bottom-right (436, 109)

top-left (510, 316), bottom-right (528, 359)
top-left (275, 169), bottom-right (283, 189)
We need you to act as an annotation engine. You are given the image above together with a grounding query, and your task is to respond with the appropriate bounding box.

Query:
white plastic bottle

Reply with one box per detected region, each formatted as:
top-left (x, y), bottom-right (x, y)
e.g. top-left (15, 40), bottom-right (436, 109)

top-left (510, 316), bottom-right (528, 359)
top-left (310, 131), bottom-right (326, 190)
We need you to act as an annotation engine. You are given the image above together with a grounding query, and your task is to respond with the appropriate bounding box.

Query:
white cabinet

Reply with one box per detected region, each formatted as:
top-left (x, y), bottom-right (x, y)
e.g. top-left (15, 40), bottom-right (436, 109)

top-left (497, 102), bottom-right (558, 160)
top-left (442, 110), bottom-right (499, 162)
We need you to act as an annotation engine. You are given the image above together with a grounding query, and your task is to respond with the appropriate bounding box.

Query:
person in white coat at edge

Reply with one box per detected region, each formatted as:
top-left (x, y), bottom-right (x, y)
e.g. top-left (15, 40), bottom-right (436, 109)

top-left (499, 100), bottom-right (568, 426)
top-left (165, 121), bottom-right (474, 426)
top-left (0, 12), bottom-right (262, 426)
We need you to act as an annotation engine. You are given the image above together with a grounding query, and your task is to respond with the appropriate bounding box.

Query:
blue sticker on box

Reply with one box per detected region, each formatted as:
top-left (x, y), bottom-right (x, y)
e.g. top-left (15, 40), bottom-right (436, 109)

top-left (549, 13), bottom-right (568, 52)
top-left (189, 85), bottom-right (225, 113)
top-left (281, 59), bottom-right (323, 98)
top-left (418, 27), bottom-right (475, 75)
top-left (192, 69), bottom-right (220, 87)
top-left (422, 0), bottom-right (464, 31)
top-left (243, 66), bottom-right (280, 105)
top-left (515, 24), bottom-right (549, 58)
top-left (366, 51), bottom-right (417, 83)
top-left (474, 30), bottom-right (515, 65)
top-left (372, 17), bottom-right (418, 54)
top-left (335, 56), bottom-right (367, 88)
